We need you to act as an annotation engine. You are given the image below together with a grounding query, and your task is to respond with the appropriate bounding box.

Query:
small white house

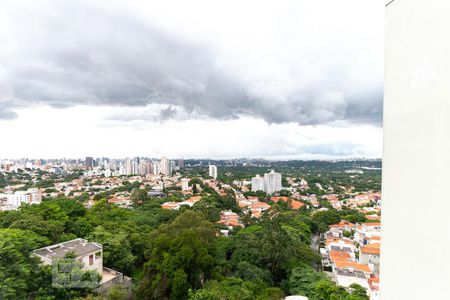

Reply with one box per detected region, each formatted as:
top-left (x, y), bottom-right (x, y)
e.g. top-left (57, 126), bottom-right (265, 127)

top-left (33, 238), bottom-right (131, 293)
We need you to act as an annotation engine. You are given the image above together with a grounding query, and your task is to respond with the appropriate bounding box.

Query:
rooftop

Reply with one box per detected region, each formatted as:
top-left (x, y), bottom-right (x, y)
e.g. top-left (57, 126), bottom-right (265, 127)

top-left (330, 250), bottom-right (352, 262)
top-left (33, 238), bottom-right (102, 260)
top-left (334, 261), bottom-right (371, 273)
top-left (335, 267), bottom-right (367, 279)
top-left (361, 243), bottom-right (381, 255)
top-left (330, 245), bottom-right (353, 252)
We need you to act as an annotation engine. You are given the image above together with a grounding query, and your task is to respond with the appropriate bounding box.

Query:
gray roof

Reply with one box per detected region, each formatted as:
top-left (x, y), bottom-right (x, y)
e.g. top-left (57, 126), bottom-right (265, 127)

top-left (33, 238), bottom-right (102, 261)
top-left (148, 191), bottom-right (166, 197)
top-left (335, 268), bottom-right (366, 279)
top-left (330, 245), bottom-right (352, 252)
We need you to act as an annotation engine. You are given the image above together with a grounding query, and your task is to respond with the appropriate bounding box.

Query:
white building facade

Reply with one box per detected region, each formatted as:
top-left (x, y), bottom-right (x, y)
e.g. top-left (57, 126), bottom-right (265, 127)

top-left (383, 0), bottom-right (450, 298)
top-left (264, 170), bottom-right (282, 194)
top-left (181, 178), bottom-right (190, 191)
top-left (209, 165), bottom-right (217, 179)
top-left (0, 188), bottom-right (42, 211)
top-left (251, 174), bottom-right (265, 192)
top-left (160, 156), bottom-right (171, 176)
top-left (251, 170), bottom-right (282, 194)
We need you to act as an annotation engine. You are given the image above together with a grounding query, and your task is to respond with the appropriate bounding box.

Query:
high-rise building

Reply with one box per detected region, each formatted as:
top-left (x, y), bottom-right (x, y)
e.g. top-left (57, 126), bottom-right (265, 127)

top-left (153, 161), bottom-right (160, 175)
top-left (264, 170), bottom-right (282, 194)
top-left (251, 174), bottom-right (265, 192)
top-left (138, 161), bottom-right (147, 175)
top-left (181, 178), bottom-right (190, 191)
top-left (160, 156), bottom-right (171, 176)
top-left (178, 159), bottom-right (185, 169)
top-left (145, 161), bottom-right (153, 175)
top-left (209, 164), bottom-right (217, 179)
top-left (131, 161), bottom-right (139, 175)
top-left (125, 157), bottom-right (132, 175)
top-left (251, 170), bottom-right (282, 194)
top-left (170, 160), bottom-right (177, 172)
top-left (110, 160), bottom-right (117, 171)
top-left (118, 162), bottom-right (126, 175)
top-left (103, 161), bottom-right (111, 177)
top-left (85, 157), bottom-right (94, 169)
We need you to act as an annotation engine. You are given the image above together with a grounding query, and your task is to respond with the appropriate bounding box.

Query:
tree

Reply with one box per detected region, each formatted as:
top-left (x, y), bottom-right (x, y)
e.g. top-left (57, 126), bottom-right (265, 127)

top-left (192, 200), bottom-right (221, 223)
top-left (131, 189), bottom-right (150, 206)
top-left (288, 265), bottom-right (327, 298)
top-left (188, 278), bottom-right (284, 300)
top-left (230, 212), bottom-right (316, 285)
top-left (87, 226), bottom-right (136, 274)
top-left (137, 211), bottom-right (216, 300)
top-left (348, 283), bottom-right (370, 300)
top-left (312, 209), bottom-right (341, 233)
top-left (343, 230), bottom-right (353, 238)
top-left (313, 280), bottom-right (369, 300)
top-left (107, 284), bottom-right (129, 300)
top-left (0, 229), bottom-right (48, 299)
top-left (192, 184), bottom-right (198, 194)
top-left (217, 192), bottom-right (240, 212)
top-left (187, 278), bottom-right (254, 300)
top-left (315, 279), bottom-right (349, 300)
top-left (340, 209), bottom-right (367, 224)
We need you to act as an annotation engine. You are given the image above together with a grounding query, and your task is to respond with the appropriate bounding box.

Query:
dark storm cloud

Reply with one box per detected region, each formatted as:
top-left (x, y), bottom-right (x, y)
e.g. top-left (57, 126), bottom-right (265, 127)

top-left (0, 0), bottom-right (383, 125)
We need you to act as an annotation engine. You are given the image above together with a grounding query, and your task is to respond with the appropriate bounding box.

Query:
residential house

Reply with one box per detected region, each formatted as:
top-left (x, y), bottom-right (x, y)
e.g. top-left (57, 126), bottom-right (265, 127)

top-left (270, 196), bottom-right (305, 210)
top-left (354, 223), bottom-right (381, 245)
top-left (359, 243), bottom-right (381, 274)
top-left (33, 238), bottom-right (131, 294)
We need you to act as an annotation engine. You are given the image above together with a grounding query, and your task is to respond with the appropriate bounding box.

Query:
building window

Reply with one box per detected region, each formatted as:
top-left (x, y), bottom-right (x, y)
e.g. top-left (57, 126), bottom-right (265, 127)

top-left (89, 254), bottom-right (94, 266)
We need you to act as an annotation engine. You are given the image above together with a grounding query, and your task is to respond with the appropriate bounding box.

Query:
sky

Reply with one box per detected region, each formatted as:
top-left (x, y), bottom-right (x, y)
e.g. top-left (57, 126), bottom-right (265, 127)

top-left (0, 0), bottom-right (384, 160)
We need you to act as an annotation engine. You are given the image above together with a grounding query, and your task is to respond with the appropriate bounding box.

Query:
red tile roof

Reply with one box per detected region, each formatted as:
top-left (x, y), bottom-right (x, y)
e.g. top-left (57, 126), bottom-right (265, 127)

top-left (335, 261), bottom-right (371, 273)
top-left (270, 196), bottom-right (305, 209)
top-left (330, 251), bottom-right (351, 262)
top-left (361, 243), bottom-right (381, 255)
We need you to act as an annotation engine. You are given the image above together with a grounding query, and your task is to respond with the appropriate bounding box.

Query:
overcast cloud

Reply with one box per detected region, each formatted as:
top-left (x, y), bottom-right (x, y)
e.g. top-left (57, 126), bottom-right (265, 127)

top-left (0, 0), bottom-right (383, 124)
top-left (0, 0), bottom-right (384, 159)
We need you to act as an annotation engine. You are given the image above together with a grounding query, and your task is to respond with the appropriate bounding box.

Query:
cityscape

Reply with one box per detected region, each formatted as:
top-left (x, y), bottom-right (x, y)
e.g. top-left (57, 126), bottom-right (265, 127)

top-left (0, 156), bottom-right (381, 299)
top-left (3, 0), bottom-right (448, 298)
top-left (0, 0), bottom-right (385, 299)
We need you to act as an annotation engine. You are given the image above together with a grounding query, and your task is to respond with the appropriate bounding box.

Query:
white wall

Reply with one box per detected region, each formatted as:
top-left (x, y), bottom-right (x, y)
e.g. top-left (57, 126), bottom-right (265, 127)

top-left (79, 251), bottom-right (103, 275)
top-left (382, 0), bottom-right (450, 299)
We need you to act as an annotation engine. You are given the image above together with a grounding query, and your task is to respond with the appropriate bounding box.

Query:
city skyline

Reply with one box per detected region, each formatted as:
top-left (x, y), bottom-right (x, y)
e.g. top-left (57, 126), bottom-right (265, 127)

top-left (0, 156), bottom-right (381, 161)
top-left (0, 0), bottom-right (383, 159)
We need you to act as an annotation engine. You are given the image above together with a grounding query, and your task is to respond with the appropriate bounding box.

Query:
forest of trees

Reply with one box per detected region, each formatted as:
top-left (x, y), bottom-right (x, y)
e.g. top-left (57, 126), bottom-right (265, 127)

top-left (0, 192), bottom-right (370, 300)
top-left (180, 160), bottom-right (382, 193)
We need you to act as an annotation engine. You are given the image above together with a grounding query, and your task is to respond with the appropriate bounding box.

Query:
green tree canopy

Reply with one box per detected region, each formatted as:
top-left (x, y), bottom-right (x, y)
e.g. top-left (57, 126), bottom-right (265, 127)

top-left (137, 211), bottom-right (217, 300)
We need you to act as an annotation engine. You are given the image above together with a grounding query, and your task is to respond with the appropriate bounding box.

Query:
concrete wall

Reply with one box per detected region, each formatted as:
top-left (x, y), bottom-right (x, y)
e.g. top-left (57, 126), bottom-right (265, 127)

top-left (382, 0), bottom-right (450, 298)
top-left (79, 250), bottom-right (103, 275)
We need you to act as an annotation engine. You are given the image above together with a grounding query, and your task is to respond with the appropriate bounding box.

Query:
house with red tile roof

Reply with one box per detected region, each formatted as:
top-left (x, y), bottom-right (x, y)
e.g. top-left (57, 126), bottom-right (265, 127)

top-left (360, 243), bottom-right (380, 274)
top-left (217, 210), bottom-right (243, 229)
top-left (368, 274), bottom-right (379, 299)
top-left (270, 196), bottom-right (305, 210)
top-left (238, 196), bottom-right (271, 219)
top-left (329, 250), bottom-right (372, 292)
top-left (161, 196), bottom-right (202, 210)
top-left (354, 222), bottom-right (381, 245)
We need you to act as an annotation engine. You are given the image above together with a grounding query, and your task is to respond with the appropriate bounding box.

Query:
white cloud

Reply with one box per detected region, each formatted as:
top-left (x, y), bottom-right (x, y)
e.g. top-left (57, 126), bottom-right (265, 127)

top-left (0, 0), bottom-right (384, 158)
top-left (0, 106), bottom-right (382, 159)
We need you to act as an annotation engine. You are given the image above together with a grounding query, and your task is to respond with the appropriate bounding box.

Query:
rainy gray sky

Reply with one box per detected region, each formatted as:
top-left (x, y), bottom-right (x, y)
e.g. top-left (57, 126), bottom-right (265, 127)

top-left (0, 0), bottom-right (384, 159)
